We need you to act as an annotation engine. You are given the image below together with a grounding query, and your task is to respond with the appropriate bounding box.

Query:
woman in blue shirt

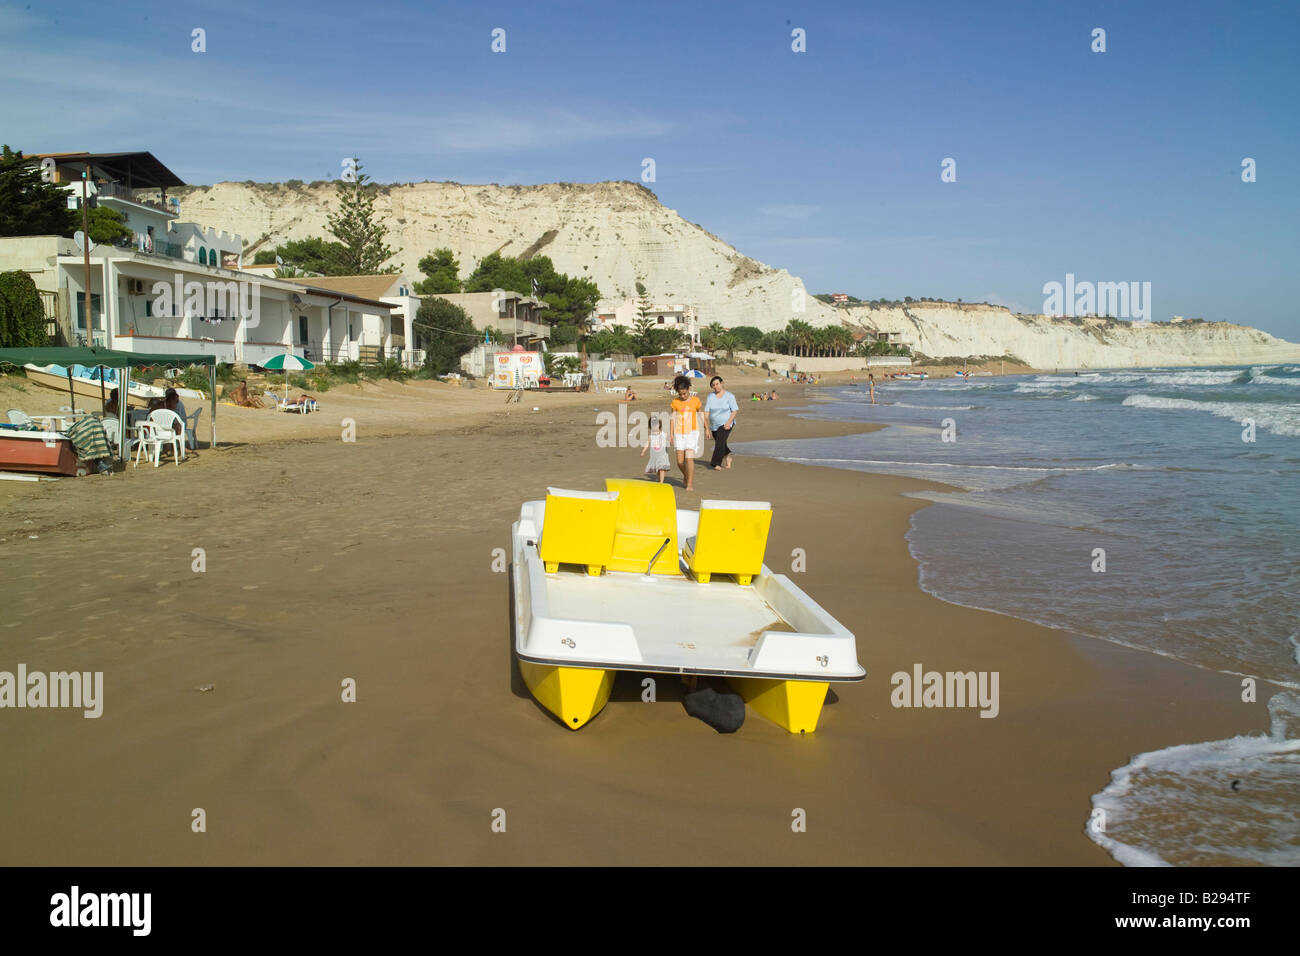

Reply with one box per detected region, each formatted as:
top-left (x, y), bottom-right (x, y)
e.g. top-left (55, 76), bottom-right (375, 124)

top-left (704, 375), bottom-right (739, 470)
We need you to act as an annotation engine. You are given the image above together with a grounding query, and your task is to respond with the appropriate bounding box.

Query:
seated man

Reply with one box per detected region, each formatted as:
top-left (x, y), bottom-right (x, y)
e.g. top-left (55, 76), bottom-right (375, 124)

top-left (103, 388), bottom-right (120, 417)
top-left (230, 379), bottom-right (263, 407)
top-left (163, 388), bottom-right (186, 436)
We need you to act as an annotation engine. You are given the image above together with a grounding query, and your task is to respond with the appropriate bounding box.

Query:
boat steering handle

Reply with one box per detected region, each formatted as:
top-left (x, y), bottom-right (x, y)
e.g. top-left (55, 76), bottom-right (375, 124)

top-left (647, 537), bottom-right (671, 574)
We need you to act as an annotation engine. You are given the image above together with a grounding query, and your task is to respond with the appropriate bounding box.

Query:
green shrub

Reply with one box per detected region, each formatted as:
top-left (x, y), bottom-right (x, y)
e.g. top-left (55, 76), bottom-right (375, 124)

top-left (0, 270), bottom-right (47, 348)
top-left (312, 371), bottom-right (334, 392)
top-left (177, 365), bottom-right (212, 394)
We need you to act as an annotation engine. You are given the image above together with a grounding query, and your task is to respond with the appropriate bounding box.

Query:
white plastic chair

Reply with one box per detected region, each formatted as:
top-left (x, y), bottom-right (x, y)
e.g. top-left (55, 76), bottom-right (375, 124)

top-left (6, 409), bottom-right (31, 425)
top-left (185, 406), bottom-right (202, 449)
top-left (136, 409), bottom-right (185, 467)
top-left (133, 419), bottom-right (160, 467)
top-left (102, 417), bottom-right (137, 456)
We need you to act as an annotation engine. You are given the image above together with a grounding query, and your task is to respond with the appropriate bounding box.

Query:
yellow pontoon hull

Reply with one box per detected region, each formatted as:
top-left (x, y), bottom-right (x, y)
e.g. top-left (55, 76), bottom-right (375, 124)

top-left (728, 677), bottom-right (829, 734)
top-left (518, 661), bottom-right (616, 730)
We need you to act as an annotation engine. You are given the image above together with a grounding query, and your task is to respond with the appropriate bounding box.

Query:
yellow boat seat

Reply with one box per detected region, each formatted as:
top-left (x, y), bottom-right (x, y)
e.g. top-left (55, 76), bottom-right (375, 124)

top-left (603, 478), bottom-right (680, 575)
top-left (539, 487), bottom-right (620, 576)
top-left (683, 499), bottom-right (772, 585)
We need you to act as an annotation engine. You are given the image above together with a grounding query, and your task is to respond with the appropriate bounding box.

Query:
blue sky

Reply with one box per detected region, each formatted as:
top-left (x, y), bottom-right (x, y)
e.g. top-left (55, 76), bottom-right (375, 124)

top-left (2, 0), bottom-right (1296, 338)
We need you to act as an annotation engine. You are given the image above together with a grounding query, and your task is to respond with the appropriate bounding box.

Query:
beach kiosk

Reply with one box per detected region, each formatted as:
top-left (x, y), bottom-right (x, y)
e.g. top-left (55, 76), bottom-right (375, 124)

top-left (492, 346), bottom-right (543, 388)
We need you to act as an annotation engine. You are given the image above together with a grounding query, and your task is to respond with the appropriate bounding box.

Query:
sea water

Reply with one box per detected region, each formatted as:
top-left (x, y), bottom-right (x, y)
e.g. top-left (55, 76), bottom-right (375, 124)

top-left (738, 365), bottom-right (1300, 865)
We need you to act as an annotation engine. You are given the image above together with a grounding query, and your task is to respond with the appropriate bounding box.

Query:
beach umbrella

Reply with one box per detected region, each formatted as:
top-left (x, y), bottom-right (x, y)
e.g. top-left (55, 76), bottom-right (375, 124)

top-left (262, 352), bottom-right (315, 399)
top-left (685, 368), bottom-right (706, 378)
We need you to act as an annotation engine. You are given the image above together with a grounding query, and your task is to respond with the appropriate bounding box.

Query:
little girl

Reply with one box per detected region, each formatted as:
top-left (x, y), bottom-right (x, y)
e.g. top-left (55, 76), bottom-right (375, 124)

top-left (641, 414), bottom-right (671, 482)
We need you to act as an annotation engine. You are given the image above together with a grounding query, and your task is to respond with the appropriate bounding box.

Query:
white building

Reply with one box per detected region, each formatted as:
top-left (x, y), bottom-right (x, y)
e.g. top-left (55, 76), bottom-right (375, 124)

top-left (36, 151), bottom-right (242, 268)
top-left (590, 298), bottom-right (699, 344)
top-left (286, 275), bottom-right (424, 368)
top-left (0, 234), bottom-right (399, 366)
top-left (4, 151), bottom-right (401, 366)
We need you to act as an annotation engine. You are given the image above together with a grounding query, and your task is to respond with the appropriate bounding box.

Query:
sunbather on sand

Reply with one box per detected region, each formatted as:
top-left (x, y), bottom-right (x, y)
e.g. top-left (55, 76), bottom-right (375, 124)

top-left (231, 380), bottom-right (264, 408)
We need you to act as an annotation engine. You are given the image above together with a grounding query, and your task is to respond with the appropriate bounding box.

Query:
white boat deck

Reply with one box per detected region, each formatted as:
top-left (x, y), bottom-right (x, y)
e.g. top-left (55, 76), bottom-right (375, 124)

top-left (512, 502), bottom-right (864, 680)
top-left (543, 566), bottom-right (791, 673)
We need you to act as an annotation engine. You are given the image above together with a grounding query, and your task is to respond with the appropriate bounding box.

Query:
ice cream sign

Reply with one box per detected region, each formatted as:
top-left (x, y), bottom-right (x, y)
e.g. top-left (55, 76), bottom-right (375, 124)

top-left (492, 350), bottom-right (542, 387)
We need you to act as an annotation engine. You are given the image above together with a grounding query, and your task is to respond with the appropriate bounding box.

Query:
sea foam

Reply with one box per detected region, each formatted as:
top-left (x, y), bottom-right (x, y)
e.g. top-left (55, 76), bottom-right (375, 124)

top-left (1122, 394), bottom-right (1300, 437)
top-left (1088, 693), bottom-right (1300, 866)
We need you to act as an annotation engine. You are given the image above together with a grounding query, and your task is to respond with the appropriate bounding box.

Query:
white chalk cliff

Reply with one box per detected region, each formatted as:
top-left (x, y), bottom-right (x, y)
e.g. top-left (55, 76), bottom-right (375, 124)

top-left (168, 179), bottom-right (1300, 369)
top-left (838, 303), bottom-right (1300, 369)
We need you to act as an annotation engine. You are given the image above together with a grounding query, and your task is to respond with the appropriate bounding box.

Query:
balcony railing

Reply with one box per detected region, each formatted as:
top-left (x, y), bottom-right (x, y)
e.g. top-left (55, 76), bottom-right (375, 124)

top-left (97, 182), bottom-right (178, 217)
top-left (132, 233), bottom-right (184, 259)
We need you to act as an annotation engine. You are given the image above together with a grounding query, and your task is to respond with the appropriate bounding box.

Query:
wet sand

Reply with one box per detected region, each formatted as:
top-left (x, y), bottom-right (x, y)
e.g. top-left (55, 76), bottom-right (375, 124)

top-left (0, 371), bottom-right (1271, 864)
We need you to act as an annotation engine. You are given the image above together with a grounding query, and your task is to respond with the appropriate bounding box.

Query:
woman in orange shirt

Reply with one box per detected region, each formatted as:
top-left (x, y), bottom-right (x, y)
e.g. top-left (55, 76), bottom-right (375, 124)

top-left (670, 374), bottom-right (705, 492)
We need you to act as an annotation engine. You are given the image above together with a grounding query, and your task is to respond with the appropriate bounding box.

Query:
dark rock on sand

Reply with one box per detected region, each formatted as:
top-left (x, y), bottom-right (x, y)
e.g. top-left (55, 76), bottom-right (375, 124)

top-left (684, 681), bottom-right (746, 733)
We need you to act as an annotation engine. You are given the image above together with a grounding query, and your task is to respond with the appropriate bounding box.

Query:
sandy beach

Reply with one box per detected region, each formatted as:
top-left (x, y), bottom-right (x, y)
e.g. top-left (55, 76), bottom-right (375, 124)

top-left (0, 368), bottom-right (1276, 865)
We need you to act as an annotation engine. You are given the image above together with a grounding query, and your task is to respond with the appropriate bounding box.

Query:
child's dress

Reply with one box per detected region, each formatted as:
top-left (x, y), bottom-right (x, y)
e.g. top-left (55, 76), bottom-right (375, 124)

top-left (645, 430), bottom-right (671, 474)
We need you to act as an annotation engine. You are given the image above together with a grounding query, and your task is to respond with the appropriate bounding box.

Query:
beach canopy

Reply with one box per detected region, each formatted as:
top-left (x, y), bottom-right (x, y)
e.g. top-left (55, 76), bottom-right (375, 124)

top-left (261, 353), bottom-right (315, 372)
top-left (0, 346), bottom-right (216, 368)
top-left (0, 346), bottom-right (218, 462)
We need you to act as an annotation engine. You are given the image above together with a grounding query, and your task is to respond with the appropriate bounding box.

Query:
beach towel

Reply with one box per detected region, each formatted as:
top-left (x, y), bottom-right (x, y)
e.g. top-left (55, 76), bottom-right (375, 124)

top-left (65, 416), bottom-right (112, 462)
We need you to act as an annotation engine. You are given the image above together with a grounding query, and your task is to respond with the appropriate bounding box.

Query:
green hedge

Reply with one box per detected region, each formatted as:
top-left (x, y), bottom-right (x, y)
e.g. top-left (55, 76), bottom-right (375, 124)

top-left (0, 271), bottom-right (47, 348)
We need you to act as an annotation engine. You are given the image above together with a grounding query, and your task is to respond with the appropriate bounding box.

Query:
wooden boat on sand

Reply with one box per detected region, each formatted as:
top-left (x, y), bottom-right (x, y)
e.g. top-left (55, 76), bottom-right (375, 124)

top-left (24, 364), bottom-right (205, 408)
top-left (511, 479), bottom-right (865, 733)
top-left (0, 426), bottom-right (79, 476)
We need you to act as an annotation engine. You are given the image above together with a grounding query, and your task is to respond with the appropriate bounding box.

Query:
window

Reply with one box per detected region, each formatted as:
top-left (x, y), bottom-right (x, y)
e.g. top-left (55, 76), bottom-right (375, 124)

top-left (198, 248), bottom-right (207, 265)
top-left (75, 294), bottom-right (102, 335)
top-left (657, 316), bottom-right (665, 324)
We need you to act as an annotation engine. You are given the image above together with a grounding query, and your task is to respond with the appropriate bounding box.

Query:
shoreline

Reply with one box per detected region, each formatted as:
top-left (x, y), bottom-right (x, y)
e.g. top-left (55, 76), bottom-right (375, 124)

top-left (0, 372), bottom-right (1278, 865)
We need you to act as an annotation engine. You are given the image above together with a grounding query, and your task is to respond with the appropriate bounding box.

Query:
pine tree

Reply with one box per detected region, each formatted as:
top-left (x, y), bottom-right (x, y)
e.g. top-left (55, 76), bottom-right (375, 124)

top-left (0, 146), bottom-right (76, 238)
top-left (325, 158), bottom-right (398, 275)
top-left (635, 280), bottom-right (651, 323)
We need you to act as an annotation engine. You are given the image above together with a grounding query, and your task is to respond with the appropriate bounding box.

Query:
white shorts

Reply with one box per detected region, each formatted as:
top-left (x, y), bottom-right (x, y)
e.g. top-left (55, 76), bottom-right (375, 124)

top-left (675, 432), bottom-right (701, 455)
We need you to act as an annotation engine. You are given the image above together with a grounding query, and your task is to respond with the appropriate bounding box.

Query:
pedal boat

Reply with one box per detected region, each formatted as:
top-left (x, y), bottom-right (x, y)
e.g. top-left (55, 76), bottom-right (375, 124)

top-left (511, 479), bottom-right (865, 733)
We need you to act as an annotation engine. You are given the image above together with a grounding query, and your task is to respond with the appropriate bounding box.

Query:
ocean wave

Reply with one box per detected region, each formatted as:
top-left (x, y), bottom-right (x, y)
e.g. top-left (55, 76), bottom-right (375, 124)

top-left (1250, 365), bottom-right (1300, 385)
top-left (1122, 394), bottom-right (1300, 437)
top-left (1026, 369), bottom-right (1249, 389)
top-left (1013, 385), bottom-right (1068, 395)
top-left (1070, 394), bottom-right (1099, 401)
top-left (887, 402), bottom-right (977, 410)
top-left (775, 456), bottom-right (1130, 473)
top-left (1088, 693), bottom-right (1300, 866)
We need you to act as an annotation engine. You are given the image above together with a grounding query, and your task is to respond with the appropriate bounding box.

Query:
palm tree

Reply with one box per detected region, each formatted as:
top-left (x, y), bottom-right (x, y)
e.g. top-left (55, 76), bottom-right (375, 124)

top-left (812, 326), bottom-right (832, 357)
top-left (717, 332), bottom-right (740, 362)
top-left (828, 326), bottom-right (854, 356)
top-left (701, 322), bottom-right (725, 351)
top-left (786, 319), bottom-right (814, 357)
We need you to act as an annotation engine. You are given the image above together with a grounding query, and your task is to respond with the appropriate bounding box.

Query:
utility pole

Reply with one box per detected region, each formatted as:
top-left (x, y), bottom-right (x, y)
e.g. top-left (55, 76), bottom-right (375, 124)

top-left (81, 169), bottom-right (91, 346)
